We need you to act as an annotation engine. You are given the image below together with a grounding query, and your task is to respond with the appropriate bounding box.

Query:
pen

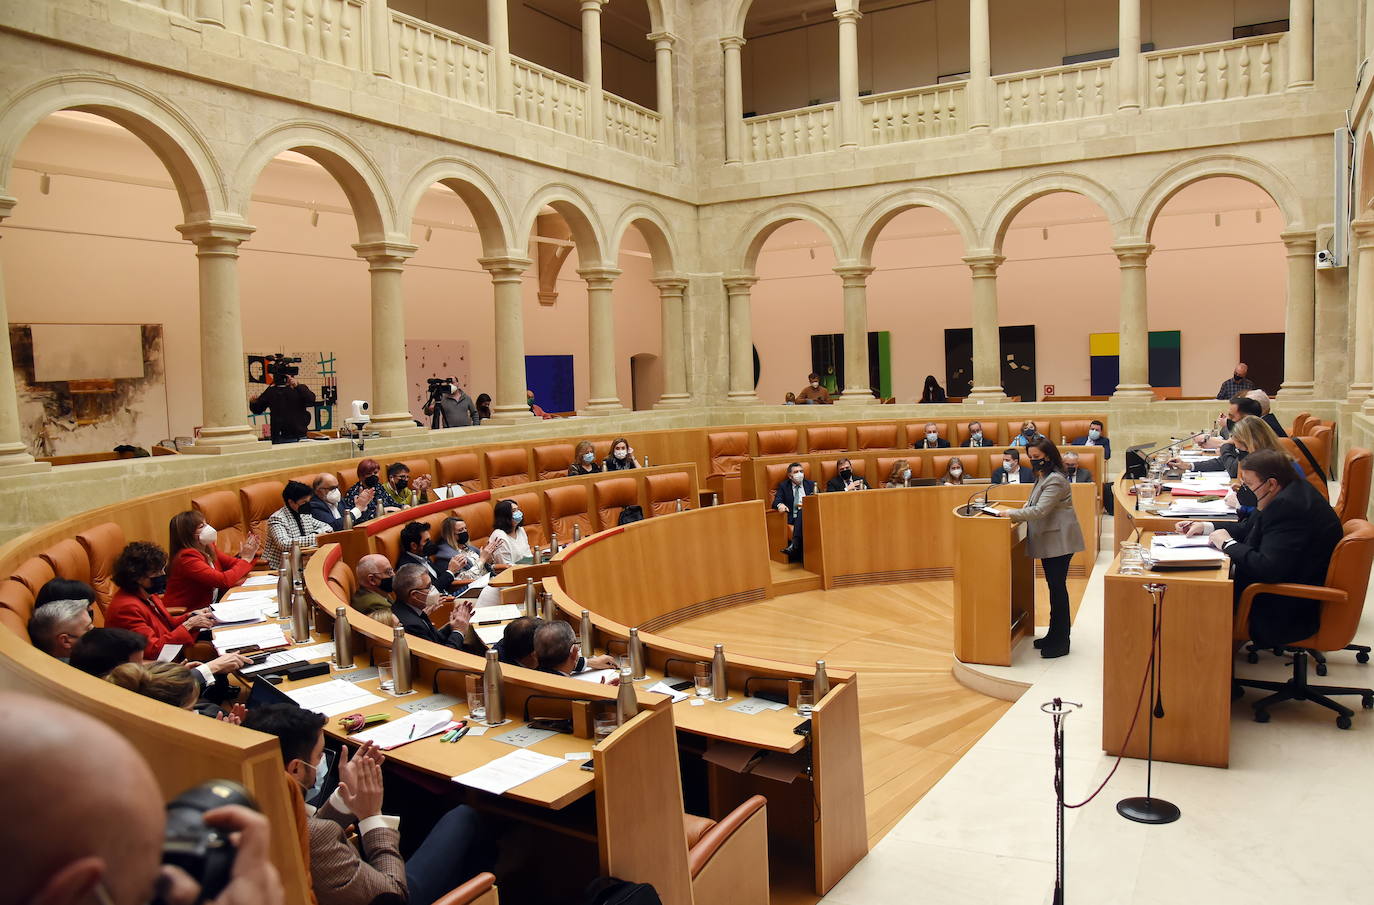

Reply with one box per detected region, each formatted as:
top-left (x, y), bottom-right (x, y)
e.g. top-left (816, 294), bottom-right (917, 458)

top-left (408, 724), bottom-right (416, 739)
top-left (453, 726), bottom-right (470, 740)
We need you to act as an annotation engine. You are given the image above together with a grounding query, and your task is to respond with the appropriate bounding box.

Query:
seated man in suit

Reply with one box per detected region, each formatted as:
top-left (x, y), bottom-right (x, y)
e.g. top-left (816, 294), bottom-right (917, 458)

top-left (310, 472), bottom-right (374, 532)
top-left (773, 462), bottom-right (816, 562)
top-left (991, 449), bottom-right (1034, 485)
top-left (244, 702), bottom-right (493, 905)
top-left (532, 620), bottom-right (619, 676)
top-left (914, 422), bottom-right (951, 449)
top-left (1202, 394), bottom-right (1263, 447)
top-left (351, 554), bottom-right (396, 619)
top-left (392, 564), bottom-right (486, 656)
top-left (1070, 420), bottom-right (1112, 459)
top-left (825, 457), bottom-right (869, 493)
top-left (965, 421), bottom-right (993, 447)
top-left (496, 616), bottom-right (542, 668)
top-left (68, 627), bottom-right (147, 676)
top-left (26, 599), bottom-right (94, 661)
top-left (1062, 452), bottom-right (1093, 483)
top-left (1245, 389), bottom-right (1287, 437)
top-left (397, 521), bottom-right (468, 595)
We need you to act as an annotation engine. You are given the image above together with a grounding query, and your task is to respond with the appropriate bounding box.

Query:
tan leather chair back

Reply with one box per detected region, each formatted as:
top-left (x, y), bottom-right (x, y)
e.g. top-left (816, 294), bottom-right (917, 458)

top-left (393, 458), bottom-right (434, 489)
top-left (593, 440), bottom-right (614, 462)
top-left (707, 432), bottom-right (749, 477)
top-left (755, 429), bottom-right (799, 456)
top-left (0, 578), bottom-right (38, 623)
top-left (820, 459), bottom-right (868, 485)
top-left (1309, 520), bottom-right (1374, 651)
top-left (77, 522), bottom-right (127, 611)
top-left (1061, 448), bottom-right (1101, 482)
top-left (0, 606), bottom-right (28, 642)
top-left (40, 539), bottom-right (91, 587)
top-left (534, 444), bottom-right (575, 482)
top-left (1335, 448), bottom-right (1373, 523)
top-left (594, 477), bottom-right (639, 530)
top-left (327, 558), bottom-right (357, 607)
top-left (764, 462), bottom-right (811, 492)
top-left (435, 453), bottom-right (481, 492)
top-left (11, 557), bottom-right (56, 597)
top-left (544, 485), bottom-right (593, 542)
top-left (1059, 419), bottom-right (1095, 444)
top-left (1290, 412), bottom-right (1313, 437)
top-left (373, 523), bottom-right (405, 566)
top-left (506, 491), bottom-right (546, 549)
top-left (239, 480), bottom-right (285, 546)
top-left (874, 457), bottom-right (922, 484)
top-left (905, 422), bottom-right (949, 446)
top-left (806, 425), bottom-right (848, 453)
top-left (191, 490), bottom-right (246, 554)
top-left (1278, 437), bottom-right (1329, 500)
top-left (484, 449), bottom-right (531, 488)
top-left (455, 500), bottom-right (495, 548)
top-left (854, 424), bottom-right (897, 450)
top-left (645, 472), bottom-right (691, 517)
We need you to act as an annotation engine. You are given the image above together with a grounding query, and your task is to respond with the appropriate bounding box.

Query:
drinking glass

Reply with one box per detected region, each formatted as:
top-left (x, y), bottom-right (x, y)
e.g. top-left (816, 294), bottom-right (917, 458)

top-left (594, 713), bottom-right (618, 741)
top-left (1119, 543), bottom-right (1145, 575)
top-left (1136, 481), bottom-right (1157, 508)
top-left (796, 691), bottom-right (815, 717)
top-left (694, 673), bottom-right (712, 697)
top-left (467, 689), bottom-right (486, 724)
top-left (376, 656), bottom-right (394, 693)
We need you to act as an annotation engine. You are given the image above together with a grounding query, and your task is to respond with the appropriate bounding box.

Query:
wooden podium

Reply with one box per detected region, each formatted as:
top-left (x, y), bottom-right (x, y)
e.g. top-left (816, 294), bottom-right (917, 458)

top-left (951, 505), bottom-right (1035, 666)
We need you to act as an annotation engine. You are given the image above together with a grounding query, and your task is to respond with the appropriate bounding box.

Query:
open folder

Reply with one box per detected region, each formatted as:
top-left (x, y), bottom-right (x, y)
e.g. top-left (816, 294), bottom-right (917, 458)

top-left (348, 709), bottom-right (459, 750)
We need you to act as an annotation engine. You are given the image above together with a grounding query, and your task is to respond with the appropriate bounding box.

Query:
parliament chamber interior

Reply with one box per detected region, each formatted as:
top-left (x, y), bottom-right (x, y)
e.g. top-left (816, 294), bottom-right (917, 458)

top-left (2, 2), bottom-right (1374, 904)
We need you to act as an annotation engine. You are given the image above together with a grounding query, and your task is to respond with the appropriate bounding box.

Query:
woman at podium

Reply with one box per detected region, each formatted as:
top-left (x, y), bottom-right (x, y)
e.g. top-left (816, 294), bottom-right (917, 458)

top-left (993, 438), bottom-right (1085, 658)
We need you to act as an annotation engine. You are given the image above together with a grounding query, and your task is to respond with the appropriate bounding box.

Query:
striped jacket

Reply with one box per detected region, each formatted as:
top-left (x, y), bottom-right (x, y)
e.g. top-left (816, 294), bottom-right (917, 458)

top-left (307, 794), bottom-right (407, 905)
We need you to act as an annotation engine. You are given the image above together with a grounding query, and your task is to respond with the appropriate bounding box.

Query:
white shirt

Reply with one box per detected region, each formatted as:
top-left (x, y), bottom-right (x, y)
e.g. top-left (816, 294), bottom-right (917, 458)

top-left (1004, 467), bottom-right (1021, 484)
top-left (487, 527), bottom-right (531, 565)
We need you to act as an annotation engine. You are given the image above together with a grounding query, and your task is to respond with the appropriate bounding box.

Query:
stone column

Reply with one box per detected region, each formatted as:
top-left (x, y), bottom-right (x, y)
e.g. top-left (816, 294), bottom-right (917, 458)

top-left (353, 241), bottom-right (423, 435)
top-left (582, 0), bottom-right (607, 143)
top-left (1112, 241), bottom-right (1155, 400)
top-left (479, 256), bottom-right (535, 423)
top-left (835, 8), bottom-right (863, 149)
top-left (1278, 230), bottom-right (1317, 397)
top-left (967, 0), bottom-right (992, 132)
top-left (651, 277), bottom-right (690, 407)
top-left (580, 266), bottom-right (624, 414)
top-left (176, 220), bottom-right (262, 453)
top-left (487, 0), bottom-right (514, 114)
top-left (963, 253), bottom-right (1005, 400)
top-left (723, 276), bottom-right (758, 402)
top-left (648, 31), bottom-right (677, 163)
top-left (834, 265), bottom-right (876, 403)
top-left (721, 36), bottom-right (746, 164)
top-left (1117, 0), bottom-right (1142, 112)
top-left (193, 0), bottom-right (225, 27)
top-left (1288, 0), bottom-right (1314, 89)
top-left (0, 200), bottom-right (50, 474)
top-left (1350, 220), bottom-right (1374, 403)
top-left (369, 0), bottom-right (392, 78)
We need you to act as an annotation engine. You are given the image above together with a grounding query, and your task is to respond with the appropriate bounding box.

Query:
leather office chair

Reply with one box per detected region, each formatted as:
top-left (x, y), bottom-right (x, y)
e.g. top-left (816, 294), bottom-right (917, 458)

top-left (854, 424), bottom-right (897, 449)
top-left (239, 480), bottom-right (285, 547)
top-left (705, 431), bottom-right (749, 503)
top-left (435, 452), bottom-right (481, 493)
top-left (1235, 519), bottom-right (1374, 728)
top-left (545, 485), bottom-right (593, 542)
top-left (684, 796), bottom-right (769, 905)
top-left (506, 491), bottom-right (546, 549)
top-left (192, 489), bottom-right (247, 555)
top-left (1331, 448), bottom-right (1373, 666)
top-left (77, 521), bottom-right (126, 612)
top-left (645, 472), bottom-right (692, 516)
top-left (484, 449), bottom-right (531, 488)
top-left (533, 444), bottom-right (576, 481)
top-left (1289, 411), bottom-right (1313, 437)
top-left (805, 425), bottom-right (848, 453)
top-left (756, 428), bottom-right (799, 456)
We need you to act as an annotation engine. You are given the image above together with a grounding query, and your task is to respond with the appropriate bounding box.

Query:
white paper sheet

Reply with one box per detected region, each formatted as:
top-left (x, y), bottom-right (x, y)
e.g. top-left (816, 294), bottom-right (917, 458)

top-left (284, 679), bottom-right (385, 717)
top-left (644, 680), bottom-right (689, 703)
top-left (240, 574), bottom-right (279, 588)
top-left (474, 623), bottom-right (506, 645)
top-left (155, 644), bottom-right (182, 663)
top-left (1152, 535), bottom-right (1213, 549)
top-left (473, 604), bottom-right (521, 623)
top-left (348, 710), bottom-right (456, 749)
top-left (241, 641), bottom-right (336, 675)
top-left (1147, 547), bottom-right (1227, 565)
top-left (212, 600), bottom-right (275, 624)
top-left (571, 668), bottom-right (620, 685)
top-left (213, 624), bottom-right (288, 654)
top-left (451, 749), bottom-right (568, 795)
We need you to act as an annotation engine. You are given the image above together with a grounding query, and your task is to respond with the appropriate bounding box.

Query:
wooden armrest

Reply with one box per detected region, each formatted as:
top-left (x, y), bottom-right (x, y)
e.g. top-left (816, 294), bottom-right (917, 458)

top-left (432, 872), bottom-right (496, 905)
top-left (688, 795), bottom-right (767, 878)
top-left (1235, 583), bottom-right (1345, 641)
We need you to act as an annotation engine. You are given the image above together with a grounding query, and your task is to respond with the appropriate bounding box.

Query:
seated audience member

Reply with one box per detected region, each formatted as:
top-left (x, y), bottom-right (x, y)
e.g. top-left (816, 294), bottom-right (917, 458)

top-left (0, 691), bottom-right (283, 905)
top-left (826, 458), bottom-right (869, 492)
top-left (69, 627), bottom-right (147, 676)
top-left (568, 440), bottom-right (603, 476)
top-left (475, 392), bottom-right (493, 422)
top-left (1216, 361), bottom-right (1255, 400)
top-left (883, 459), bottom-right (917, 488)
top-left (1174, 415), bottom-right (1284, 479)
top-left (398, 521), bottom-right (462, 594)
top-left (603, 437), bottom-right (639, 471)
top-left (496, 616), bottom-right (543, 668)
top-left (352, 554), bottom-right (396, 619)
top-left (796, 372), bottom-right (832, 404)
top-left (533, 620), bottom-right (617, 676)
top-left (434, 517), bottom-right (488, 594)
top-left (108, 540), bottom-right (214, 660)
top-left (244, 703), bottom-right (492, 905)
top-left (1245, 389), bottom-right (1288, 437)
top-left (774, 462), bottom-right (815, 562)
top-left (914, 422), bottom-right (951, 449)
top-left (264, 481), bottom-right (333, 569)
top-left (784, 391), bottom-right (797, 405)
top-left (392, 564), bottom-right (485, 655)
top-left (105, 661), bottom-right (240, 722)
top-left (920, 375), bottom-right (947, 403)
top-left (342, 459), bottom-right (397, 522)
top-left (27, 599), bottom-right (94, 661)
top-left (164, 510), bottom-right (258, 612)
top-left (310, 472), bottom-right (373, 532)
top-left (1062, 452), bottom-right (1093, 483)
top-left (1070, 420), bottom-right (1112, 459)
top-left (1203, 394), bottom-right (1264, 447)
top-left (34, 577), bottom-right (98, 610)
top-left (964, 421), bottom-right (993, 447)
top-left (992, 449), bottom-right (1034, 485)
top-left (386, 461), bottom-right (431, 508)
top-left (483, 499), bottom-right (532, 570)
top-left (1010, 421), bottom-right (1043, 447)
top-left (939, 458), bottom-right (968, 486)
top-left (1182, 449), bottom-right (1342, 648)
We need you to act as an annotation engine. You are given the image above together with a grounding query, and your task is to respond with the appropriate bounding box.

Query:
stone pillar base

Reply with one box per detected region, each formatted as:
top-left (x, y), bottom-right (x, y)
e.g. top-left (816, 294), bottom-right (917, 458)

top-left (1362, 396), bottom-right (1374, 415)
top-left (580, 400), bottom-right (629, 417)
top-left (181, 425), bottom-right (261, 454)
top-left (485, 406), bottom-right (538, 425)
top-left (1277, 381), bottom-right (1315, 398)
top-left (965, 386), bottom-right (1006, 402)
top-left (653, 394), bottom-right (692, 409)
top-left (727, 391), bottom-right (761, 404)
top-left (834, 391), bottom-right (878, 405)
top-left (1111, 385), bottom-right (1155, 402)
top-left (367, 413), bottom-right (426, 437)
top-left (1347, 383), bottom-right (1373, 405)
top-left (0, 459), bottom-right (51, 476)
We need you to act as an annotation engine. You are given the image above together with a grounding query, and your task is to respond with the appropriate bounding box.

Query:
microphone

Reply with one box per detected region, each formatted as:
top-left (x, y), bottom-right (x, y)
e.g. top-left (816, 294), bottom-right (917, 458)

top-left (961, 487), bottom-right (988, 517)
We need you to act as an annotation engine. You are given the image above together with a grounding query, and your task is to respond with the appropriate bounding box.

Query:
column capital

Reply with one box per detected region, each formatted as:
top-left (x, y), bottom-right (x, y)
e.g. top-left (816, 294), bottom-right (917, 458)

top-left (1112, 241), bottom-right (1155, 264)
top-left (1279, 229), bottom-right (1318, 254)
top-left (962, 253), bottom-right (1004, 275)
top-left (723, 274), bottom-right (758, 293)
top-left (580, 0), bottom-right (606, 11)
top-left (650, 276), bottom-right (689, 295)
top-left (646, 31), bottom-right (678, 48)
top-left (834, 264), bottom-right (875, 287)
top-left (177, 219), bottom-right (256, 250)
top-left (353, 240), bottom-right (418, 269)
top-left (720, 35), bottom-right (746, 51)
top-left (479, 255), bottom-right (532, 279)
top-left (1353, 218), bottom-right (1374, 246)
top-left (833, 8), bottom-right (863, 24)
top-left (578, 266), bottom-right (622, 288)
top-left (0, 193), bottom-right (16, 221)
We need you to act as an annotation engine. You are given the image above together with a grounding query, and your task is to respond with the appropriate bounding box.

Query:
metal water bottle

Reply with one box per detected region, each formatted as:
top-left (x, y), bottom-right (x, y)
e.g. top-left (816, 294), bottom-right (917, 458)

top-left (276, 567), bottom-right (292, 620)
top-left (675, 498), bottom-right (685, 513)
top-left (342, 508), bottom-right (354, 531)
top-left (629, 627), bottom-right (646, 680)
top-left (524, 578), bottom-right (538, 619)
top-left (291, 580), bottom-right (311, 642)
top-left (616, 673), bottom-right (638, 725)
top-left (288, 540), bottom-right (303, 582)
top-left (333, 606), bottom-right (353, 669)
top-left (391, 625), bottom-right (413, 694)
top-left (482, 649), bottom-right (505, 724)
top-left (541, 590), bottom-right (556, 623)
top-left (579, 609), bottom-right (594, 655)
top-left (572, 523), bottom-right (582, 543)
top-left (550, 533), bottom-right (559, 556)
top-left (711, 492), bottom-right (719, 507)
top-left (812, 660), bottom-right (830, 702)
top-left (643, 455), bottom-right (650, 468)
top-left (711, 643), bottom-right (728, 702)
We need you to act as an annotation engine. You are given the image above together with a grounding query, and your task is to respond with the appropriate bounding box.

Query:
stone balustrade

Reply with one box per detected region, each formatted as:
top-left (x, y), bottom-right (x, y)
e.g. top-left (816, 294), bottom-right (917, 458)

top-left (861, 83), bottom-right (966, 146)
top-left (1145, 34), bottom-right (1284, 109)
top-left (511, 58), bottom-right (589, 139)
top-left (994, 59), bottom-right (1114, 128)
top-left (744, 104), bottom-right (838, 163)
top-left (390, 9), bottom-right (490, 108)
top-left (604, 93), bottom-right (663, 161)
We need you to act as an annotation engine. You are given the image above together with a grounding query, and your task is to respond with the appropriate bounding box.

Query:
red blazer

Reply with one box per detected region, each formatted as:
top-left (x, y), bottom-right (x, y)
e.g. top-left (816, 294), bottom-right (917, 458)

top-left (164, 545), bottom-right (254, 613)
top-left (105, 588), bottom-right (199, 659)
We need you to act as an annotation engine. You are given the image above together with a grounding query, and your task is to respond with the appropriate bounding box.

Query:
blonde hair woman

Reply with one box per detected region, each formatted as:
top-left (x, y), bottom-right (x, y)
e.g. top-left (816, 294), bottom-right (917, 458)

top-left (884, 459), bottom-right (915, 488)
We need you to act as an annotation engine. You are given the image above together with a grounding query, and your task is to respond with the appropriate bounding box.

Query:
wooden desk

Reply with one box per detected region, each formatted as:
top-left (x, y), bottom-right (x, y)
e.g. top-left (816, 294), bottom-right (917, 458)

top-left (951, 506), bottom-right (1035, 666)
top-left (1102, 540), bottom-right (1234, 768)
top-left (1111, 476), bottom-right (1238, 554)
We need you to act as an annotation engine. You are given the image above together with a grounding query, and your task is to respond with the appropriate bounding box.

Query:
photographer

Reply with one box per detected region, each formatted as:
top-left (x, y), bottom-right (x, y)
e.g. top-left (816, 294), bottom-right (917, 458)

top-left (249, 357), bottom-right (315, 443)
top-left (422, 377), bottom-right (478, 429)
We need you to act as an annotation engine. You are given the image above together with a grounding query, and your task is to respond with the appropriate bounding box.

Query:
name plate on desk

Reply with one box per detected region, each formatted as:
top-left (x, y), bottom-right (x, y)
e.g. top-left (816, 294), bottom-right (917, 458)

top-left (492, 726), bottom-right (560, 748)
top-left (396, 693), bottom-right (463, 714)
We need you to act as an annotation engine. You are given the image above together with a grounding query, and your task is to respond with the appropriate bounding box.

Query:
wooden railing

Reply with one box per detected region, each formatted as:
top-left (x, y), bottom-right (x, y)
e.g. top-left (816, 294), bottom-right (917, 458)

top-left (743, 104), bottom-right (837, 162)
top-left (390, 10), bottom-right (491, 108)
top-left (220, 0), bottom-right (365, 69)
top-left (511, 57), bottom-right (589, 138)
top-left (994, 59), bottom-right (1114, 128)
top-left (861, 82), bottom-right (965, 145)
top-left (1144, 34), bottom-right (1285, 109)
top-left (604, 93), bottom-right (663, 160)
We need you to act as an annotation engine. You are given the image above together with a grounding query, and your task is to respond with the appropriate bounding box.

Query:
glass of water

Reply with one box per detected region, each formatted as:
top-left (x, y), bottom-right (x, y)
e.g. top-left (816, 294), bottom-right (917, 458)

top-left (376, 656), bottom-right (394, 694)
top-left (694, 672), bottom-right (712, 697)
top-left (1136, 481), bottom-right (1157, 508)
top-left (467, 689), bottom-right (486, 724)
top-left (594, 713), bottom-right (618, 741)
top-left (796, 691), bottom-right (815, 717)
top-left (1119, 542), bottom-right (1145, 575)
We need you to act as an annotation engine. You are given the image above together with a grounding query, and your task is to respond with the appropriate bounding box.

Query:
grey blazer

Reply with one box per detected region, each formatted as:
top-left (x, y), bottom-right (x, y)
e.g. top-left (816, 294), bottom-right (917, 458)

top-left (1005, 471), bottom-right (1086, 560)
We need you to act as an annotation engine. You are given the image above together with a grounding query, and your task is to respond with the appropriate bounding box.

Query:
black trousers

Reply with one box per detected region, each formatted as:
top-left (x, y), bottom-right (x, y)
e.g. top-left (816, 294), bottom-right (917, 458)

top-left (1041, 552), bottom-right (1074, 642)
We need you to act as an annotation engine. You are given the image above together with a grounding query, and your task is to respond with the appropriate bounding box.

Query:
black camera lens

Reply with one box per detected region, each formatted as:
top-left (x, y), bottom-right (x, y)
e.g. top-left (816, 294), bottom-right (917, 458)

top-left (161, 780), bottom-right (257, 904)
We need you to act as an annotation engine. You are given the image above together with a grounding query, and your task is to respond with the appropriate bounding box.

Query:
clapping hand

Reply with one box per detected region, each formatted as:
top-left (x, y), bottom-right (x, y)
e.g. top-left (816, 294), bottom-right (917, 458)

top-left (239, 535), bottom-right (261, 561)
top-left (217, 703), bottom-right (248, 725)
top-left (414, 475), bottom-right (433, 493)
top-left (337, 742), bottom-right (386, 820)
top-left (447, 598), bottom-right (473, 633)
top-left (355, 486), bottom-right (376, 509)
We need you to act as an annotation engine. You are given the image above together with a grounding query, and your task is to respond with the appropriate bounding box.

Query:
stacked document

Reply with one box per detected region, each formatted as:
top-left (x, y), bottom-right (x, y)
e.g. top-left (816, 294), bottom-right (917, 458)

top-left (473, 604), bottom-right (521, 623)
top-left (211, 599), bottom-right (276, 625)
top-left (284, 679), bottom-right (385, 717)
top-left (240, 574), bottom-right (278, 588)
top-left (452, 749), bottom-right (568, 795)
top-left (1157, 499), bottom-right (1236, 518)
top-left (1146, 546), bottom-right (1228, 568)
top-left (213, 623), bottom-right (289, 654)
top-left (348, 709), bottom-right (458, 749)
top-left (242, 641), bottom-right (336, 675)
top-left (1152, 534), bottom-right (1213, 549)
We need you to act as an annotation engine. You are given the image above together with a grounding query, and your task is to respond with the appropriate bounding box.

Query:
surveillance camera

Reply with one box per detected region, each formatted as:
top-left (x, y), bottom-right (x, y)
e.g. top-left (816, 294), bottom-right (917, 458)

top-left (350, 400), bottom-right (370, 420)
top-left (1316, 249), bottom-right (1335, 269)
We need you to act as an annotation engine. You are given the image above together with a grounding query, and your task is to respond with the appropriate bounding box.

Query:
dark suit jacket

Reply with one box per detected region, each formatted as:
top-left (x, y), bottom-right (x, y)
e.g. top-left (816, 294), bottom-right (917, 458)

top-left (1063, 467), bottom-right (1093, 484)
top-left (1225, 478), bottom-right (1343, 647)
top-left (1263, 413), bottom-right (1288, 437)
top-left (825, 475), bottom-right (869, 493)
top-left (913, 438), bottom-right (951, 449)
top-left (772, 479), bottom-right (817, 521)
top-left (965, 435), bottom-right (994, 448)
top-left (1070, 435), bottom-right (1112, 460)
top-left (394, 601), bottom-right (486, 655)
top-left (399, 549), bottom-right (463, 595)
top-left (308, 496), bottom-right (349, 532)
top-left (1192, 443), bottom-right (1240, 478)
top-left (991, 466), bottom-right (1034, 485)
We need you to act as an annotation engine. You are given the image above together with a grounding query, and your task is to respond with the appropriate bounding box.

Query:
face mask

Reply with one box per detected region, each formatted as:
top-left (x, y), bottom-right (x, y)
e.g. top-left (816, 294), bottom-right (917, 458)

top-left (1023, 427), bottom-right (1035, 437)
top-left (1003, 461), bottom-right (1014, 472)
top-left (291, 499), bottom-right (311, 515)
top-left (298, 751), bottom-right (328, 802)
top-left (423, 586), bottom-right (441, 610)
top-left (583, 452), bottom-right (595, 464)
top-left (449, 384), bottom-right (457, 396)
top-left (1234, 372), bottom-right (1243, 380)
top-left (197, 524), bottom-right (217, 547)
top-left (839, 469), bottom-right (852, 481)
top-left (901, 469), bottom-right (912, 481)
top-left (456, 530), bottom-right (470, 545)
top-left (810, 382), bottom-right (819, 389)
top-left (512, 510), bottom-right (523, 526)
top-left (147, 574), bottom-right (168, 595)
top-left (325, 488), bottom-right (342, 505)
top-left (970, 431), bottom-right (982, 441)
top-left (364, 474), bottom-right (380, 488)
top-left (1087, 429), bottom-right (1101, 441)
top-left (926, 432), bottom-right (938, 443)
top-left (950, 468), bottom-right (962, 477)
top-left (791, 471), bottom-right (804, 484)
top-left (393, 476), bottom-right (410, 490)
top-left (1032, 457), bottom-right (1050, 471)
top-left (421, 539), bottom-right (438, 557)
top-left (378, 575), bottom-right (394, 594)
top-left (614, 448), bottom-right (628, 460)
top-left (1236, 484), bottom-right (1258, 508)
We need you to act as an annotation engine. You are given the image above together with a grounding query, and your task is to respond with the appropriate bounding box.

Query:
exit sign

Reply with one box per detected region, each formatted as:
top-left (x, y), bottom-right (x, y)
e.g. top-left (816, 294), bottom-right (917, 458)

top-left (1043, 385), bottom-right (1055, 396)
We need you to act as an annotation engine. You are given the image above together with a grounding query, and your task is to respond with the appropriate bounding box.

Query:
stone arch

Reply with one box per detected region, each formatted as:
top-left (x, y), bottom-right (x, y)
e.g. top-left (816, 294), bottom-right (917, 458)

top-left (1131, 154), bottom-right (1305, 239)
top-left (852, 188), bottom-right (978, 264)
top-left (396, 158), bottom-right (514, 258)
top-left (733, 202), bottom-right (848, 275)
top-left (983, 172), bottom-right (1128, 253)
top-left (725, 0), bottom-right (753, 38)
top-left (516, 183), bottom-right (607, 266)
top-left (643, 0), bottom-right (672, 35)
top-left (1356, 130), bottom-right (1374, 216)
top-left (608, 204), bottom-right (679, 275)
top-left (0, 73), bottom-right (225, 221)
top-left (231, 122), bottom-right (393, 244)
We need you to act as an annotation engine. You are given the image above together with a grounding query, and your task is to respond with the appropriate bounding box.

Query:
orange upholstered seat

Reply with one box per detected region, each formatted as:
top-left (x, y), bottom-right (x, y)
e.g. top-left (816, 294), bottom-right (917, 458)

top-left (854, 424), bottom-right (897, 449)
top-left (506, 491), bottom-right (546, 549)
top-left (484, 449), bottom-right (530, 488)
top-left (77, 522), bottom-right (126, 611)
top-left (239, 480), bottom-right (285, 546)
top-left (806, 426), bottom-right (847, 453)
top-left (545, 485), bottom-right (593, 543)
top-left (646, 472), bottom-right (692, 516)
top-left (755, 429), bottom-right (799, 456)
top-left (594, 477), bottom-right (639, 530)
top-left (192, 489), bottom-right (246, 555)
top-left (435, 453), bottom-right (481, 493)
top-left (534, 444), bottom-right (576, 482)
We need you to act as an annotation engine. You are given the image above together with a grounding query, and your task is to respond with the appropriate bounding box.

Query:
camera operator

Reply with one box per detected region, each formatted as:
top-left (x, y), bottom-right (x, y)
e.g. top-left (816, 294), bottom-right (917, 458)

top-left (422, 377), bottom-right (478, 429)
top-left (248, 357), bottom-right (315, 443)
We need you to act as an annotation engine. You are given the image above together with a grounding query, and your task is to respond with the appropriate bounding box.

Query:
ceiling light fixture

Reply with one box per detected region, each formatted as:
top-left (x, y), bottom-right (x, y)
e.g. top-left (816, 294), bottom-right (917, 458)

top-left (425, 226), bottom-right (433, 241)
top-left (1214, 213), bottom-right (1221, 227)
top-left (1042, 228), bottom-right (1049, 240)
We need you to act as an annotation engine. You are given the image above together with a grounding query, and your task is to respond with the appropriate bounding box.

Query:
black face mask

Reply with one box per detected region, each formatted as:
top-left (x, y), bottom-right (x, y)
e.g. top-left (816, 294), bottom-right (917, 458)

top-left (421, 540), bottom-right (438, 557)
top-left (1235, 484), bottom-right (1258, 508)
top-left (147, 574), bottom-right (168, 595)
top-left (839, 469), bottom-right (851, 481)
top-left (364, 474), bottom-right (380, 488)
top-left (1032, 458), bottom-right (1051, 471)
top-left (1023, 428), bottom-right (1035, 437)
top-left (393, 476), bottom-right (410, 490)
top-left (456, 531), bottom-right (470, 545)
top-left (378, 575), bottom-right (394, 594)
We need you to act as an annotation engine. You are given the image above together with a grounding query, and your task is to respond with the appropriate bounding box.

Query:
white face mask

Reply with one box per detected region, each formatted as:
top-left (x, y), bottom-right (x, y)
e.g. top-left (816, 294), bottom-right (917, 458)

top-left (304, 751), bottom-right (328, 801)
top-left (1087, 428), bottom-right (1101, 440)
top-left (1003, 461), bottom-right (1014, 472)
top-left (950, 467), bottom-right (963, 477)
top-left (424, 586), bottom-right (442, 610)
top-left (325, 488), bottom-right (342, 505)
top-left (614, 448), bottom-right (628, 460)
top-left (791, 471), bottom-right (804, 484)
top-left (901, 469), bottom-right (912, 481)
top-left (197, 524), bottom-right (217, 546)
top-left (925, 432), bottom-right (938, 443)
top-left (810, 381), bottom-right (820, 389)
top-left (970, 430), bottom-right (983, 441)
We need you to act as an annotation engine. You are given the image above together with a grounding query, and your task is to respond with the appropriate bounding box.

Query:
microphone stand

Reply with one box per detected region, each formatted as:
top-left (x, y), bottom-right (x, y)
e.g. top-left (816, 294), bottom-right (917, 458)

top-left (1116, 582), bottom-right (1181, 825)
